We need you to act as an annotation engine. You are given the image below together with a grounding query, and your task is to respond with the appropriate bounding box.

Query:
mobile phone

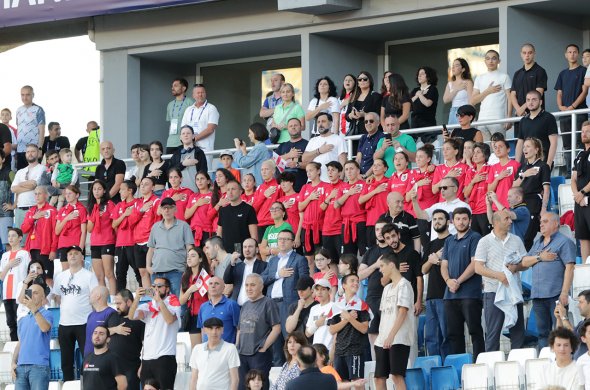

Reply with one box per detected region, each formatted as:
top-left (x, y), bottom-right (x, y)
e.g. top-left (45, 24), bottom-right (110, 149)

top-left (234, 243), bottom-right (242, 254)
top-left (239, 139), bottom-right (245, 146)
top-left (25, 289), bottom-right (32, 299)
top-left (384, 133), bottom-right (392, 141)
top-left (145, 288), bottom-right (155, 297)
top-left (442, 124), bottom-right (448, 135)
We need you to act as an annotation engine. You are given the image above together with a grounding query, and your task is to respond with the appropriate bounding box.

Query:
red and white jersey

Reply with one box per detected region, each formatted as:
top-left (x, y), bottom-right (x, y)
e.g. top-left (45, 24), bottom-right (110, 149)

top-left (432, 161), bottom-right (470, 201)
top-left (487, 159), bottom-right (520, 210)
top-left (1, 250), bottom-right (30, 300)
top-left (135, 294), bottom-right (181, 360)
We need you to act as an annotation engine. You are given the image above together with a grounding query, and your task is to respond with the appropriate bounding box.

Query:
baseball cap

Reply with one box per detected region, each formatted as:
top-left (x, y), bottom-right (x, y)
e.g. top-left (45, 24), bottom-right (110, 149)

top-left (296, 276), bottom-right (315, 291)
top-left (160, 197), bottom-right (176, 207)
top-left (314, 278), bottom-right (331, 289)
top-left (66, 245), bottom-right (83, 254)
top-left (219, 150), bottom-right (233, 159)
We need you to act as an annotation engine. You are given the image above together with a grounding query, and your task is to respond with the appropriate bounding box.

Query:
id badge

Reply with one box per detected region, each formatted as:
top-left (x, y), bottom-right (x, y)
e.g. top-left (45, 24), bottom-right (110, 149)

top-left (169, 119), bottom-right (178, 135)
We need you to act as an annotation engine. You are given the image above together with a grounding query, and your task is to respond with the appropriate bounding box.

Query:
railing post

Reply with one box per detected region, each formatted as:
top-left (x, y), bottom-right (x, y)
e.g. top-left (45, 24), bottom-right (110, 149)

top-left (347, 138), bottom-right (353, 160)
top-left (571, 111), bottom-right (577, 170)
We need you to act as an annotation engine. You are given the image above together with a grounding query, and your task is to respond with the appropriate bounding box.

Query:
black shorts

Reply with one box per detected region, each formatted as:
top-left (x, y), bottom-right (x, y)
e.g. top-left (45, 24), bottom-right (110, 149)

top-left (90, 244), bottom-right (116, 259)
top-left (185, 313), bottom-right (201, 335)
top-left (366, 296), bottom-right (381, 334)
top-left (29, 249), bottom-right (54, 280)
top-left (334, 355), bottom-right (364, 381)
top-left (374, 344), bottom-right (410, 378)
top-left (575, 203), bottom-right (590, 240)
top-left (301, 228), bottom-right (321, 256)
top-left (133, 244), bottom-right (148, 269)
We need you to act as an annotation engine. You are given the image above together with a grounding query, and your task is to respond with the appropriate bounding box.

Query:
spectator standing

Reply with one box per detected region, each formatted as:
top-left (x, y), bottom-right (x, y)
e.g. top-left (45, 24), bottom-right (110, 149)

top-left (463, 142), bottom-right (492, 236)
top-left (15, 86), bottom-right (45, 170)
top-left (233, 124), bottom-right (270, 185)
top-left (359, 158), bottom-right (389, 247)
top-left (223, 238), bottom-right (267, 305)
top-left (146, 197), bottom-right (194, 298)
top-left (237, 274), bottom-right (281, 390)
top-left (440, 208), bottom-right (484, 359)
top-left (445, 104), bottom-right (483, 143)
top-left (271, 83), bottom-right (306, 144)
top-left (277, 172), bottom-right (302, 247)
top-left (305, 279), bottom-right (335, 350)
top-left (55, 186), bottom-right (87, 271)
top-left (302, 113), bottom-right (348, 182)
top-left (470, 49), bottom-right (512, 141)
top-left (169, 125), bottom-right (209, 193)
top-left (380, 73), bottom-right (411, 130)
top-left (572, 122), bottom-right (590, 261)
top-left (487, 138), bottom-right (520, 209)
top-left (13, 282), bottom-right (53, 390)
top-left (185, 172), bottom-right (215, 247)
top-left (197, 276), bottom-right (241, 343)
top-left (410, 66), bottom-right (439, 144)
top-left (306, 76), bottom-right (340, 136)
top-left (443, 58), bottom-right (474, 125)
top-left (82, 325), bottom-right (127, 390)
top-left (259, 201), bottom-right (292, 260)
top-left (41, 121), bottom-right (69, 157)
top-left (53, 245), bottom-right (99, 381)
top-left (203, 235), bottom-right (235, 282)
top-left (143, 141), bottom-right (169, 196)
top-left (374, 115), bottom-right (417, 177)
top-left (161, 167), bottom-right (193, 222)
top-left (320, 161), bottom-right (345, 262)
top-left (275, 118), bottom-right (309, 192)
top-left (166, 78), bottom-right (195, 154)
top-left (129, 277), bottom-right (181, 390)
top-left (345, 71), bottom-right (383, 139)
top-left (355, 112), bottom-right (384, 175)
top-left (380, 191), bottom-right (421, 251)
top-left (252, 159), bottom-right (284, 239)
top-left (521, 212), bottom-right (576, 348)
top-left (285, 276), bottom-right (317, 339)
top-left (338, 74), bottom-right (357, 136)
top-left (0, 109), bottom-right (15, 170)
top-left (95, 141), bottom-right (126, 203)
top-left (260, 73), bottom-right (285, 127)
top-left (11, 144), bottom-right (44, 230)
top-left (189, 317), bottom-right (240, 390)
top-left (181, 84), bottom-right (220, 167)
top-left (217, 180), bottom-right (258, 252)
top-left (486, 187), bottom-right (530, 243)
top-left (74, 121), bottom-right (101, 181)
top-left (84, 286), bottom-right (116, 357)
top-left (335, 160), bottom-right (367, 256)
top-left (285, 346), bottom-right (337, 390)
top-left (432, 138), bottom-right (469, 202)
top-left (107, 288), bottom-right (145, 390)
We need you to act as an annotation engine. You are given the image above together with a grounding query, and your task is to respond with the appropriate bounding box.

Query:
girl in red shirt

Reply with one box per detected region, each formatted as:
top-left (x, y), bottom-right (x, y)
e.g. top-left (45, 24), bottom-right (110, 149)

top-left (179, 246), bottom-right (212, 348)
top-left (406, 144), bottom-right (438, 215)
top-left (432, 138), bottom-right (469, 201)
top-left (335, 160), bottom-right (367, 256)
top-left (464, 143), bottom-right (492, 235)
top-left (209, 168), bottom-right (235, 232)
top-left (241, 173), bottom-right (257, 205)
top-left (161, 167), bottom-right (193, 221)
top-left (87, 180), bottom-right (116, 296)
top-left (185, 172), bottom-right (215, 247)
top-left (278, 172), bottom-right (301, 249)
top-left (359, 158), bottom-right (389, 247)
top-left (55, 185), bottom-right (87, 271)
top-left (298, 162), bottom-right (328, 268)
top-left (388, 151), bottom-right (414, 212)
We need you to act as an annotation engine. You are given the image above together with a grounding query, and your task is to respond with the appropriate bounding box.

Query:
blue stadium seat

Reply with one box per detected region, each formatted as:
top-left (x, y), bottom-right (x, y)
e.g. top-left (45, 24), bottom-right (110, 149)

top-left (417, 314), bottom-right (426, 356)
top-left (550, 176), bottom-right (565, 210)
top-left (431, 366), bottom-right (459, 390)
top-left (48, 307), bottom-right (60, 339)
top-left (405, 368), bottom-right (426, 390)
top-left (49, 349), bottom-right (63, 381)
top-left (414, 355), bottom-right (442, 388)
top-left (444, 353), bottom-right (472, 383)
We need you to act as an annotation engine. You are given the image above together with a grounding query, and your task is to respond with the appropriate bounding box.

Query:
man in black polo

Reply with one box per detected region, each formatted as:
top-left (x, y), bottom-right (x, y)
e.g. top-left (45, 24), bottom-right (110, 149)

top-left (275, 118), bottom-right (309, 192)
top-left (95, 141), bottom-right (126, 203)
top-left (42, 122), bottom-right (70, 157)
top-left (514, 90), bottom-right (558, 168)
top-left (510, 43), bottom-right (548, 136)
top-left (379, 191), bottom-right (420, 252)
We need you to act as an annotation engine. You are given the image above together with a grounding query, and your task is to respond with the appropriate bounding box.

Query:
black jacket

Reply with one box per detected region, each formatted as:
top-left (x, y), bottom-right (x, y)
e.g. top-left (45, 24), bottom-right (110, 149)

top-left (223, 259), bottom-right (268, 302)
top-left (169, 144), bottom-right (208, 174)
top-left (285, 367), bottom-right (337, 390)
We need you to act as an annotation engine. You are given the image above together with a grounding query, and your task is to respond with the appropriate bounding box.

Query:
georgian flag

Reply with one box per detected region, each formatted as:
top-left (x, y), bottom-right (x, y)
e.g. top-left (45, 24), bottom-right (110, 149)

top-left (327, 294), bottom-right (374, 323)
top-left (195, 269), bottom-right (211, 297)
top-left (273, 152), bottom-right (288, 173)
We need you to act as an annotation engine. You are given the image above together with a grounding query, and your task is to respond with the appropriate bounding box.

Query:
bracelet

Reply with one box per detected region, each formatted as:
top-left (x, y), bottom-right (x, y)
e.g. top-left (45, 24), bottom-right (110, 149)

top-left (316, 148), bottom-right (321, 156)
top-left (444, 278), bottom-right (449, 283)
top-left (323, 200), bottom-right (329, 205)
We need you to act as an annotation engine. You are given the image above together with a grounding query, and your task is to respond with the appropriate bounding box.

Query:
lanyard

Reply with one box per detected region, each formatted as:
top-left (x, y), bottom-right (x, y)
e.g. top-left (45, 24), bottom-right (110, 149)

top-left (171, 96), bottom-right (186, 119)
top-left (189, 101), bottom-right (208, 124)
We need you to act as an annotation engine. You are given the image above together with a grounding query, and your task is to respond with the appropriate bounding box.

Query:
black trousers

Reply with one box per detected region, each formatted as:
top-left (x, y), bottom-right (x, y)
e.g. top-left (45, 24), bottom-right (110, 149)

top-left (3, 299), bottom-right (18, 341)
top-left (471, 214), bottom-right (491, 237)
top-left (322, 234), bottom-right (342, 263)
top-left (58, 324), bottom-right (86, 381)
top-left (341, 222), bottom-right (368, 256)
top-left (444, 298), bottom-right (485, 361)
top-left (115, 246), bottom-right (140, 292)
top-left (141, 355), bottom-right (177, 390)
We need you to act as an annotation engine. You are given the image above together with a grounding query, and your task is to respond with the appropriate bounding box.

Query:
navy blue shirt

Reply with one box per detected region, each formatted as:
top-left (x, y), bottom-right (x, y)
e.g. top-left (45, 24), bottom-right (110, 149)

top-left (442, 229), bottom-right (482, 300)
top-left (510, 204), bottom-right (530, 242)
top-left (197, 295), bottom-right (241, 343)
top-left (358, 131), bottom-right (384, 174)
top-left (554, 66), bottom-right (587, 108)
top-left (276, 138), bottom-right (309, 192)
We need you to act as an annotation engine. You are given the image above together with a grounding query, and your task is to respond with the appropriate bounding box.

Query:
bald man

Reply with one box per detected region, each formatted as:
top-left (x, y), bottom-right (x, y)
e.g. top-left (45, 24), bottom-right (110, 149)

top-left (197, 276), bottom-right (241, 343)
top-left (84, 286), bottom-right (116, 357)
top-left (379, 191), bottom-right (421, 252)
top-left (95, 140), bottom-right (126, 203)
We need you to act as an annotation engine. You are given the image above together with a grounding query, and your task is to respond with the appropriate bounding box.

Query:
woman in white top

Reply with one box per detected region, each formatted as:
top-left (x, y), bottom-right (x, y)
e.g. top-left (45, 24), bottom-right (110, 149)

top-left (306, 76), bottom-right (340, 137)
top-left (443, 58), bottom-right (474, 125)
top-left (536, 327), bottom-right (583, 390)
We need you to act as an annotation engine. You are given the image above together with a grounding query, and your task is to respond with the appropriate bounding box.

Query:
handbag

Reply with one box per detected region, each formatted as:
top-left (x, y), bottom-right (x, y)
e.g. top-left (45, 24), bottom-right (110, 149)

top-left (346, 119), bottom-right (361, 136)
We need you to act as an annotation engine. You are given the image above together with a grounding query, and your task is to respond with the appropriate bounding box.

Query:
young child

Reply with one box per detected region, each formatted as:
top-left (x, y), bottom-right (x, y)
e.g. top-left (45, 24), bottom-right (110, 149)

top-left (1, 108), bottom-right (17, 171)
top-left (39, 150), bottom-right (60, 201)
top-left (336, 253), bottom-right (359, 300)
top-left (51, 148), bottom-right (78, 208)
top-left (219, 151), bottom-right (241, 182)
top-left (312, 247), bottom-right (338, 301)
top-left (245, 369), bottom-right (264, 390)
top-left (577, 318), bottom-right (590, 389)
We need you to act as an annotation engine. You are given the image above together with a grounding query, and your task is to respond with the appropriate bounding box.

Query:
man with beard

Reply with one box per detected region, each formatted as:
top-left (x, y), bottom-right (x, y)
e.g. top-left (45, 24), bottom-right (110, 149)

top-left (572, 121), bottom-right (590, 261)
top-left (440, 207), bottom-right (484, 360)
top-left (166, 78), bottom-right (195, 154)
top-left (11, 144), bottom-right (44, 231)
top-left (82, 325), bottom-right (127, 390)
top-left (380, 191), bottom-right (420, 252)
top-left (358, 217), bottom-right (393, 359)
top-left (302, 113), bottom-right (348, 182)
top-left (421, 210), bottom-right (452, 358)
top-left (107, 289), bottom-right (145, 390)
top-left (276, 118), bottom-right (309, 191)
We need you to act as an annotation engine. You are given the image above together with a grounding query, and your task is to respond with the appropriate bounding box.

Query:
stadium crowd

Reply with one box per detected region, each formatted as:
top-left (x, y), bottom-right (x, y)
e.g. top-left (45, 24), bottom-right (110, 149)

top-left (2, 42), bottom-right (590, 390)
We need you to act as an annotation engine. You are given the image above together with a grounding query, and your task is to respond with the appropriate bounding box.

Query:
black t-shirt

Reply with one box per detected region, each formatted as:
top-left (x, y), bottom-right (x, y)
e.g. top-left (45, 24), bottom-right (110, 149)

top-left (382, 94), bottom-right (411, 129)
top-left (105, 312), bottom-right (145, 368)
top-left (327, 309), bottom-right (371, 356)
top-left (394, 245), bottom-right (423, 303)
top-left (361, 244), bottom-right (393, 299)
top-left (423, 236), bottom-right (451, 300)
top-left (516, 159), bottom-right (551, 212)
top-left (450, 127), bottom-right (480, 143)
top-left (379, 211), bottom-right (420, 249)
top-left (95, 158), bottom-right (126, 203)
top-left (82, 349), bottom-right (123, 390)
top-left (142, 160), bottom-right (170, 186)
top-left (410, 86), bottom-right (439, 126)
top-left (42, 136), bottom-right (70, 155)
top-left (346, 92), bottom-right (383, 134)
top-left (218, 201), bottom-right (258, 253)
top-left (75, 136), bottom-right (89, 155)
top-left (511, 63), bottom-right (548, 107)
top-left (276, 138), bottom-right (309, 192)
top-left (518, 111), bottom-right (558, 165)
top-left (0, 124), bottom-right (12, 169)
top-left (574, 149), bottom-right (590, 191)
top-left (287, 300), bottom-right (318, 343)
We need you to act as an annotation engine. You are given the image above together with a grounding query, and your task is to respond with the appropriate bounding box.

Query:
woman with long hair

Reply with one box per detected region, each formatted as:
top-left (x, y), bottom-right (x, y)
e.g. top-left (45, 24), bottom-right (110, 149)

top-left (260, 201), bottom-right (293, 259)
top-left (432, 138), bottom-right (469, 201)
top-left (270, 332), bottom-right (308, 390)
top-left (306, 76), bottom-right (340, 136)
top-left (133, 144), bottom-right (151, 188)
top-left (278, 172), bottom-right (301, 249)
top-left (359, 158), bottom-right (389, 247)
top-left (179, 246), bottom-right (212, 348)
top-left (345, 71), bottom-right (383, 136)
top-left (410, 66), bottom-right (439, 144)
top-left (463, 143), bottom-right (492, 235)
top-left (388, 151), bottom-right (414, 204)
top-left (160, 167), bottom-right (193, 221)
top-left (87, 180), bottom-right (116, 295)
top-left (335, 160), bottom-right (367, 257)
top-left (241, 173), bottom-right (257, 205)
top-left (338, 74), bottom-right (357, 136)
top-left (443, 58), bottom-right (474, 125)
top-left (271, 83), bottom-right (306, 143)
top-left (185, 171), bottom-right (215, 247)
top-left (209, 168), bottom-right (236, 232)
top-left (381, 73), bottom-right (411, 129)
top-left (55, 185), bottom-right (87, 271)
top-left (142, 141), bottom-right (170, 197)
top-left (380, 70), bottom-right (393, 97)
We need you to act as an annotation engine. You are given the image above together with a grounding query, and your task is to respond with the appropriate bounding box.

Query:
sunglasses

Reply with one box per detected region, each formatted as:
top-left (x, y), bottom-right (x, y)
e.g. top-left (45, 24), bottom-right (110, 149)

top-left (456, 113), bottom-right (469, 118)
top-left (357, 77), bottom-right (369, 82)
top-left (365, 119), bottom-right (375, 124)
top-left (152, 283), bottom-right (167, 288)
top-left (439, 185), bottom-right (456, 190)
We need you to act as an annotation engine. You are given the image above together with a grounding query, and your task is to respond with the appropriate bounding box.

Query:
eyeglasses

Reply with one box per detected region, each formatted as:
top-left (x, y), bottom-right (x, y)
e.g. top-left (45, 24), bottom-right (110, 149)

top-left (315, 257), bottom-right (328, 262)
top-left (439, 185), bottom-right (456, 190)
top-left (269, 207), bottom-right (283, 212)
top-left (277, 238), bottom-right (293, 242)
top-left (364, 119), bottom-right (375, 124)
top-left (357, 77), bottom-right (369, 82)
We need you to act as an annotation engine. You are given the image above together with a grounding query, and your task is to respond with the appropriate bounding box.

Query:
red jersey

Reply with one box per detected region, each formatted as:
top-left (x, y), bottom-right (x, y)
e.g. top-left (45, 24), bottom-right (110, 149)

top-left (87, 201), bottom-right (116, 246)
top-left (465, 165), bottom-right (492, 214)
top-left (432, 161), bottom-right (469, 201)
top-left (322, 180), bottom-right (346, 236)
top-left (186, 192), bottom-right (214, 245)
top-left (161, 187), bottom-right (193, 221)
top-left (313, 271), bottom-right (338, 287)
top-left (338, 180), bottom-right (367, 244)
top-left (487, 159), bottom-right (520, 210)
top-left (299, 181), bottom-right (329, 252)
top-left (407, 167), bottom-right (438, 216)
top-left (22, 203), bottom-right (58, 255)
top-left (241, 192), bottom-right (255, 205)
top-left (56, 202), bottom-right (87, 249)
top-left (111, 199), bottom-right (139, 247)
top-left (128, 194), bottom-right (161, 244)
top-left (389, 169), bottom-right (413, 212)
top-left (360, 176), bottom-right (389, 226)
top-left (279, 193), bottom-right (300, 233)
top-left (252, 179), bottom-right (284, 227)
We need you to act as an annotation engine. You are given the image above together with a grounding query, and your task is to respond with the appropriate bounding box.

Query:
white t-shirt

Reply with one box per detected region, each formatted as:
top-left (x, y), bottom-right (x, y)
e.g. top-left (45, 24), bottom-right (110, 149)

top-left (577, 352), bottom-right (590, 390)
top-left (1, 250), bottom-right (30, 300)
top-left (307, 97), bottom-right (339, 115)
top-left (11, 164), bottom-right (45, 207)
top-left (306, 302), bottom-right (334, 350)
top-left (180, 101), bottom-right (220, 152)
top-left (305, 134), bottom-right (348, 182)
top-left (190, 340), bottom-right (240, 390)
top-left (135, 295), bottom-right (181, 360)
top-left (375, 278), bottom-right (414, 347)
top-left (447, 82), bottom-right (469, 107)
top-left (424, 198), bottom-right (471, 239)
top-left (53, 268), bottom-right (98, 326)
top-left (473, 70), bottom-right (512, 120)
top-left (537, 360), bottom-right (582, 390)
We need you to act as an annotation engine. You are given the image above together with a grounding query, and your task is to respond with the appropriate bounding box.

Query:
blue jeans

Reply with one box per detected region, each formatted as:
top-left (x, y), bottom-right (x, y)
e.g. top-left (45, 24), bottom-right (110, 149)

top-left (425, 299), bottom-right (450, 359)
top-left (151, 271), bottom-right (182, 298)
top-left (533, 296), bottom-right (558, 349)
top-left (15, 365), bottom-right (50, 390)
